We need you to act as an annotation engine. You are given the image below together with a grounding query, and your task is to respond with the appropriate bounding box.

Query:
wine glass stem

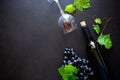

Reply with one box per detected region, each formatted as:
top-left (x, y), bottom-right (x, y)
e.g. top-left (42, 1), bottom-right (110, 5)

top-left (54, 0), bottom-right (64, 16)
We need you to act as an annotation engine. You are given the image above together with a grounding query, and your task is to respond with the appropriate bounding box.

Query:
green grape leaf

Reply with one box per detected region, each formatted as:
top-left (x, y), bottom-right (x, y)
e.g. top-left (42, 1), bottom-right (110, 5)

top-left (64, 4), bottom-right (76, 13)
top-left (93, 24), bottom-right (101, 34)
top-left (74, 0), bottom-right (91, 11)
top-left (57, 65), bottom-right (78, 80)
top-left (97, 34), bottom-right (112, 49)
top-left (64, 65), bottom-right (78, 74)
top-left (95, 18), bottom-right (102, 24)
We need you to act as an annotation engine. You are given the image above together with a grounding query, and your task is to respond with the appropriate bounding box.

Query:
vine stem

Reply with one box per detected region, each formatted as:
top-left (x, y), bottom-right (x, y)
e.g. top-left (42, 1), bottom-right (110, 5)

top-left (101, 17), bottom-right (112, 33)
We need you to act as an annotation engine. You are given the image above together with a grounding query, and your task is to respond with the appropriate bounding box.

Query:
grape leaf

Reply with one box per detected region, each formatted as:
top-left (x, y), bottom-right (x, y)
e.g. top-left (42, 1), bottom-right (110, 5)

top-left (95, 18), bottom-right (102, 24)
top-left (97, 34), bottom-right (112, 49)
top-left (64, 4), bottom-right (76, 13)
top-left (73, 0), bottom-right (91, 11)
top-left (64, 65), bottom-right (78, 74)
top-left (57, 65), bottom-right (78, 80)
top-left (93, 24), bottom-right (100, 34)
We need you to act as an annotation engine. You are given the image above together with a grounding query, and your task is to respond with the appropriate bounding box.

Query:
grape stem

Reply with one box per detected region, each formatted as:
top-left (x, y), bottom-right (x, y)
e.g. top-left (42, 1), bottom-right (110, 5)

top-left (101, 17), bottom-right (112, 33)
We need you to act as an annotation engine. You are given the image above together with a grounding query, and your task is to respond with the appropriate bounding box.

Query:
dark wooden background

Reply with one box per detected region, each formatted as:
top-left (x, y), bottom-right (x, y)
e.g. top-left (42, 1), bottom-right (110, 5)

top-left (0, 0), bottom-right (120, 80)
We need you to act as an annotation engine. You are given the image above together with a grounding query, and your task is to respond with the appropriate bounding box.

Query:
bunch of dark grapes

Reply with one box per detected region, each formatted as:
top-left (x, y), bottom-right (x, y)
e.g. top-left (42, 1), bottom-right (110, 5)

top-left (62, 48), bottom-right (94, 80)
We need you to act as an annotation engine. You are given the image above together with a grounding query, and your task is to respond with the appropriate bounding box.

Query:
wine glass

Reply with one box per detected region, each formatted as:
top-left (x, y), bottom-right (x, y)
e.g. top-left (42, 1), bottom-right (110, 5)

top-left (48, 0), bottom-right (77, 34)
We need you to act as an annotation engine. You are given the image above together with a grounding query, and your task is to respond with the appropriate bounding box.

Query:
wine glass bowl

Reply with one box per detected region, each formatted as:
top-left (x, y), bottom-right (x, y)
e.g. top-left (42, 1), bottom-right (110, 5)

top-left (58, 13), bottom-right (77, 34)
